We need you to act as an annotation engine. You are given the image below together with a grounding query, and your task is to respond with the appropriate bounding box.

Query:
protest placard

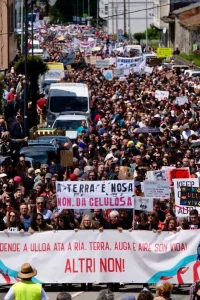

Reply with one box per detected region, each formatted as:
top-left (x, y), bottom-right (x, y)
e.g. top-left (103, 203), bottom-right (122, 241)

top-left (118, 167), bottom-right (134, 180)
top-left (134, 196), bottom-right (154, 211)
top-left (143, 181), bottom-right (170, 198)
top-left (56, 180), bottom-right (134, 209)
top-left (145, 66), bottom-right (153, 74)
top-left (103, 70), bottom-right (113, 81)
top-left (173, 178), bottom-right (199, 216)
top-left (147, 170), bottom-right (167, 181)
top-left (156, 47), bottom-right (172, 58)
top-left (113, 68), bottom-right (124, 77)
top-left (60, 150), bottom-right (73, 167)
top-left (96, 59), bottom-right (110, 68)
top-left (0, 231), bottom-right (199, 284)
top-left (167, 168), bottom-right (190, 186)
top-left (180, 186), bottom-right (200, 206)
top-left (155, 90), bottom-right (169, 101)
top-left (175, 96), bottom-right (189, 106)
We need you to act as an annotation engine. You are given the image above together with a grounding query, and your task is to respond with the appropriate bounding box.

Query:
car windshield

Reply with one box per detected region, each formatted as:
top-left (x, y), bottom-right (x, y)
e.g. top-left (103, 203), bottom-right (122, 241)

top-left (50, 96), bottom-right (88, 113)
top-left (21, 152), bottom-right (49, 163)
top-left (53, 120), bottom-right (82, 130)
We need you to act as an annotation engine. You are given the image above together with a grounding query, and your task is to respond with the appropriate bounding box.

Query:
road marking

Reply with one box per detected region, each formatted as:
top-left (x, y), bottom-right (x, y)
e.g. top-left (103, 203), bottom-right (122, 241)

top-left (72, 291), bottom-right (84, 298)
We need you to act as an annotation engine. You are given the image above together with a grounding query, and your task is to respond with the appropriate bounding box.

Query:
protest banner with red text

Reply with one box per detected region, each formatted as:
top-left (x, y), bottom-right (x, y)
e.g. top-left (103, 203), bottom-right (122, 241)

top-left (0, 230), bottom-right (199, 284)
top-left (56, 180), bottom-right (134, 209)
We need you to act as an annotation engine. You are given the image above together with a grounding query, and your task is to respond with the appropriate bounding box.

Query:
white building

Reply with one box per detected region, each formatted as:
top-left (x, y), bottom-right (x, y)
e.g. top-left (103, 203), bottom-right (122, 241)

top-left (152, 0), bottom-right (170, 45)
top-left (99, 0), bottom-right (154, 35)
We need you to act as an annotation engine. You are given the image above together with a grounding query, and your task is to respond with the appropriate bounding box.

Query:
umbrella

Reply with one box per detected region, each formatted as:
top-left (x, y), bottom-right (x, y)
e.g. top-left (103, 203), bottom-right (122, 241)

top-left (190, 140), bottom-right (200, 148)
top-left (134, 127), bottom-right (161, 134)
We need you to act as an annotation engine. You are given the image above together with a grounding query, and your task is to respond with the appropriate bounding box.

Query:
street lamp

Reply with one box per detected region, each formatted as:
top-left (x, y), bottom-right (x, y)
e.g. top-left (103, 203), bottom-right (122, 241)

top-left (24, 0), bottom-right (29, 137)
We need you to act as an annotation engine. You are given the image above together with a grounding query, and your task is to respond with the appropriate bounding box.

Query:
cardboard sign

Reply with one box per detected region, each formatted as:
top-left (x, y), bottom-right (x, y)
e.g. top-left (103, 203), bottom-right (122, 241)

top-left (167, 168), bottom-right (190, 186)
top-left (113, 68), bottom-right (124, 77)
top-left (143, 181), bottom-right (170, 198)
top-left (60, 150), bottom-right (73, 167)
top-left (118, 167), bottom-right (134, 180)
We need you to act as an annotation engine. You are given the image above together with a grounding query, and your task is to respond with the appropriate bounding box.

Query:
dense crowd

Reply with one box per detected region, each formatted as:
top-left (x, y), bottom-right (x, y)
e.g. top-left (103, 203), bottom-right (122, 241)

top-left (1, 25), bottom-right (200, 291)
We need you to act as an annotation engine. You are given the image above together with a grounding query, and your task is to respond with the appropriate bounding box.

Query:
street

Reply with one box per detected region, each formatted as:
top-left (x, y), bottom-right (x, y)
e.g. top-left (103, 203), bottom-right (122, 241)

top-left (0, 284), bottom-right (190, 300)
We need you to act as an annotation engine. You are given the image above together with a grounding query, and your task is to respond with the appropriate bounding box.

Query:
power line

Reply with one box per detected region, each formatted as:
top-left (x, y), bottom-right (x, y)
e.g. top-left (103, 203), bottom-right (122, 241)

top-left (104, 0), bottom-right (194, 19)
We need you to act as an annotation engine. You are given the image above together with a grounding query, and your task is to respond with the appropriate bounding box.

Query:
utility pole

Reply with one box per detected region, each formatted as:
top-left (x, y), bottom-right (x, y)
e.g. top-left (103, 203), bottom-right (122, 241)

top-left (24, 0), bottom-right (28, 136)
top-left (76, 0), bottom-right (78, 24)
top-left (128, 0), bottom-right (131, 41)
top-left (123, 0), bottom-right (126, 36)
top-left (112, 1), bottom-right (114, 35)
top-left (115, 6), bottom-right (118, 42)
top-left (31, 1), bottom-right (33, 57)
top-left (146, 0), bottom-right (148, 49)
top-left (97, 0), bottom-right (99, 29)
top-left (21, 0), bottom-right (24, 53)
top-left (88, 0), bottom-right (90, 26)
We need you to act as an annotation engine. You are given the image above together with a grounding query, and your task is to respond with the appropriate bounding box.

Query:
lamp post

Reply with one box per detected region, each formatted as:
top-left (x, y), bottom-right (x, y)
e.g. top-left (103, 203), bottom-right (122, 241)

top-left (31, 1), bottom-right (34, 57)
top-left (24, 0), bottom-right (29, 137)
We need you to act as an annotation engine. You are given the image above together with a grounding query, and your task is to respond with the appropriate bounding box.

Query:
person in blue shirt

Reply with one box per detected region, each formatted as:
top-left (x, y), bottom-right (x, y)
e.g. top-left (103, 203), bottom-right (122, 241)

top-left (77, 120), bottom-right (89, 134)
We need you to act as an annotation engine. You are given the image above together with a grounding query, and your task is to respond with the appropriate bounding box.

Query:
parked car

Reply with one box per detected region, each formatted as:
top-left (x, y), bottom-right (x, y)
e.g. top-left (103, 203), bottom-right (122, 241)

top-left (52, 115), bottom-right (89, 140)
top-left (20, 146), bottom-right (57, 164)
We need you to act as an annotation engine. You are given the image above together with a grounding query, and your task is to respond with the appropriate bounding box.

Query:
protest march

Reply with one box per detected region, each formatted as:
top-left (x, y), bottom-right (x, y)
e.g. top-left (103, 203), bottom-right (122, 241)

top-left (1, 21), bottom-right (200, 295)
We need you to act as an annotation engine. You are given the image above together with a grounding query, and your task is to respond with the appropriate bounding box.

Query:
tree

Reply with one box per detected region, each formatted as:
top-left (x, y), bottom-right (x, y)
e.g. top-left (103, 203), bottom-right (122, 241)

top-left (133, 32), bottom-right (145, 44)
top-left (145, 24), bottom-right (160, 40)
top-left (15, 56), bottom-right (48, 126)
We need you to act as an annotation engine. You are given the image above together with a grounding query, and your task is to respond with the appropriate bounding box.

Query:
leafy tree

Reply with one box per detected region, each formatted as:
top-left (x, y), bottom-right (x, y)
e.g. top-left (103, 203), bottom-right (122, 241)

top-left (133, 32), bottom-right (145, 44)
top-left (15, 56), bottom-right (48, 125)
top-left (145, 24), bottom-right (160, 40)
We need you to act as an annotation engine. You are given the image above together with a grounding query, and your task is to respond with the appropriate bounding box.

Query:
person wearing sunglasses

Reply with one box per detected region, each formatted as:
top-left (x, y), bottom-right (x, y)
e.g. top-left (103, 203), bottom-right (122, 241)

top-left (4, 209), bottom-right (25, 233)
top-left (28, 213), bottom-right (53, 232)
top-left (36, 196), bottom-right (53, 224)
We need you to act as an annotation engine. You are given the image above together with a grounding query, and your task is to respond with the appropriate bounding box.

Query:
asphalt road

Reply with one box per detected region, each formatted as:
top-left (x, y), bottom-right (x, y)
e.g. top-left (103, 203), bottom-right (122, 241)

top-left (0, 284), bottom-right (190, 300)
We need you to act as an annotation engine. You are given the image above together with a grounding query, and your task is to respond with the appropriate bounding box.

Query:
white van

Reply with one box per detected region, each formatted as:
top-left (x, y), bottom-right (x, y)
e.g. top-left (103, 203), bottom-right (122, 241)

top-left (40, 62), bottom-right (65, 96)
top-left (125, 45), bottom-right (142, 55)
top-left (29, 40), bottom-right (44, 57)
top-left (47, 83), bottom-right (90, 126)
top-left (184, 70), bottom-right (200, 77)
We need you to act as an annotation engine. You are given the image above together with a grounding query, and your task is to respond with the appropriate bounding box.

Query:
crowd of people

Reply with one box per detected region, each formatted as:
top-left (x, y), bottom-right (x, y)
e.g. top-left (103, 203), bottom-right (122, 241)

top-left (1, 23), bottom-right (200, 294)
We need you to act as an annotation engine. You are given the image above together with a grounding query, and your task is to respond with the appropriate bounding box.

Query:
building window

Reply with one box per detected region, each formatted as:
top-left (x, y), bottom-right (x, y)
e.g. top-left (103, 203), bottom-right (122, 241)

top-left (8, 3), bottom-right (14, 34)
top-left (105, 4), bottom-right (108, 15)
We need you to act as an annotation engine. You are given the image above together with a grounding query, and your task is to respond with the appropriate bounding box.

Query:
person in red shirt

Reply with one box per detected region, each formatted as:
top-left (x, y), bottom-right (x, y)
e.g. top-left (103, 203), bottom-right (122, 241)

top-left (37, 95), bottom-right (47, 124)
top-left (7, 88), bottom-right (15, 102)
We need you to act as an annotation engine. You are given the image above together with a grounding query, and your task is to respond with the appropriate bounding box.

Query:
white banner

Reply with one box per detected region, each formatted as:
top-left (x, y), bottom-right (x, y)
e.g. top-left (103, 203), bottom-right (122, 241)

top-left (173, 178), bottom-right (199, 217)
top-left (116, 56), bottom-right (143, 68)
top-left (96, 60), bottom-right (110, 69)
top-left (56, 180), bottom-right (134, 209)
top-left (155, 90), bottom-right (169, 101)
top-left (134, 196), bottom-right (154, 211)
top-left (0, 231), bottom-right (200, 284)
top-left (143, 181), bottom-right (170, 198)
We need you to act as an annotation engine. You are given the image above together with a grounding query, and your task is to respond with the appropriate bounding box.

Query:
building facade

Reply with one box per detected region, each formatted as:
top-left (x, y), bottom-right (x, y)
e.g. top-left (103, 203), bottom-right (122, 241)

top-left (99, 0), bottom-right (154, 36)
top-left (0, 0), bottom-right (18, 71)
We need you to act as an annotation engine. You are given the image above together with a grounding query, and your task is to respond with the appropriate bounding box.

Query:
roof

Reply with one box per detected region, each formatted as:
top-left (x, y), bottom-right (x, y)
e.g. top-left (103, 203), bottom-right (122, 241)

top-left (180, 13), bottom-right (200, 28)
top-left (173, 2), bottom-right (200, 15)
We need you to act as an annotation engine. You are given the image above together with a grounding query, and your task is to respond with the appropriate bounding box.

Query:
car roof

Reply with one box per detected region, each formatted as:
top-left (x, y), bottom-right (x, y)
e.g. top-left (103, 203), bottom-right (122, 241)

top-left (55, 115), bottom-right (88, 121)
top-left (20, 146), bottom-right (56, 152)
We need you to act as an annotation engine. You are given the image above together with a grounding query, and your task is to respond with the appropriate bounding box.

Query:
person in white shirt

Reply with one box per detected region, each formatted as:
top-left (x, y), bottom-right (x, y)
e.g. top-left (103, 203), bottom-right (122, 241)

top-left (182, 124), bottom-right (195, 140)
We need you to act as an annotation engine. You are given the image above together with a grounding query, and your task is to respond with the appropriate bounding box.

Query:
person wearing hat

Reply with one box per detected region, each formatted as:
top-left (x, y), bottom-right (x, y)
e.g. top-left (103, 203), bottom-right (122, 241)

top-left (4, 263), bottom-right (49, 300)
